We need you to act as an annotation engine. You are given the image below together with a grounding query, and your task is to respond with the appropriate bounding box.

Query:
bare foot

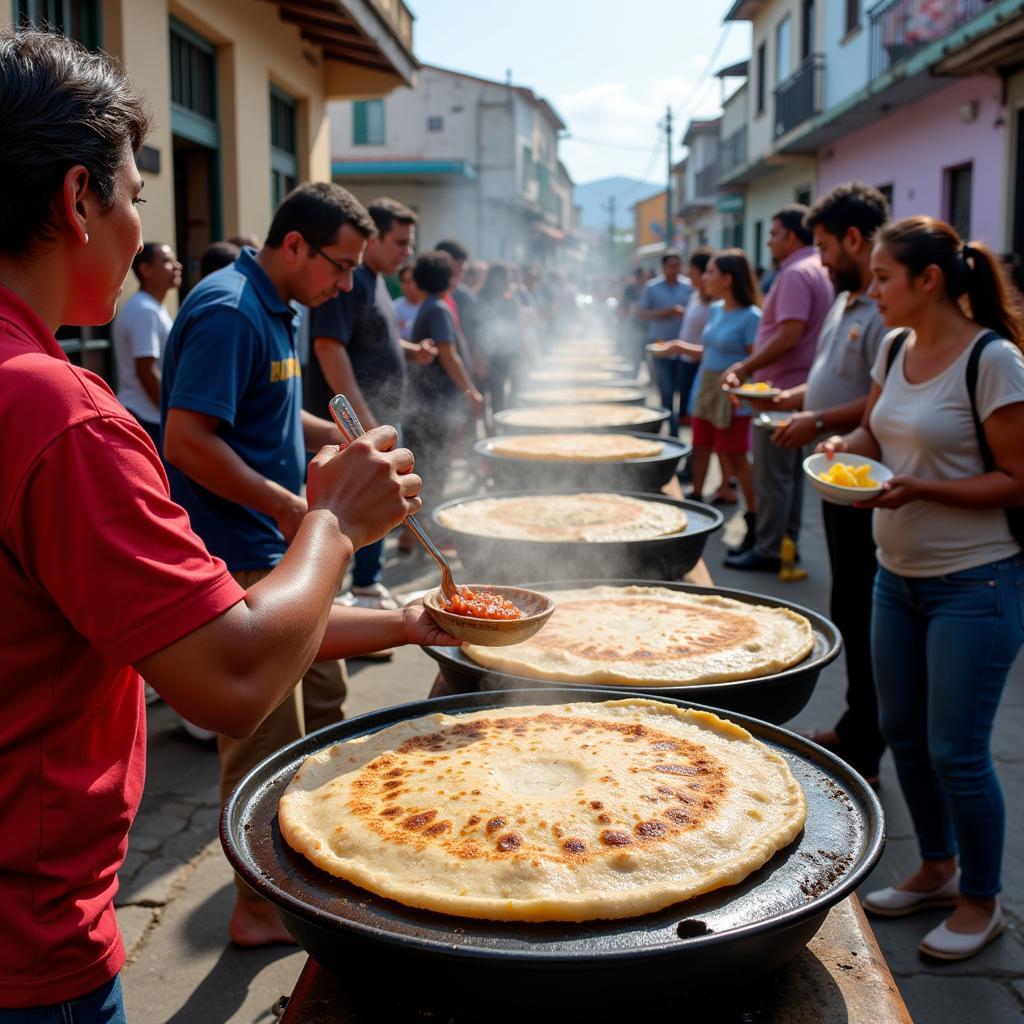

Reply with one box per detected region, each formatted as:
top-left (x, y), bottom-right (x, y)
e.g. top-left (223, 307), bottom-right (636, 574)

top-left (229, 897), bottom-right (297, 947)
top-left (944, 896), bottom-right (998, 934)
top-left (895, 858), bottom-right (957, 894)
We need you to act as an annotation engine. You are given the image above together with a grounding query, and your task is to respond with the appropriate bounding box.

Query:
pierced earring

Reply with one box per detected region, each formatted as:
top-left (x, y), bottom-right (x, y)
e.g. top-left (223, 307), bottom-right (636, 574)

top-left (83, 233), bottom-right (90, 244)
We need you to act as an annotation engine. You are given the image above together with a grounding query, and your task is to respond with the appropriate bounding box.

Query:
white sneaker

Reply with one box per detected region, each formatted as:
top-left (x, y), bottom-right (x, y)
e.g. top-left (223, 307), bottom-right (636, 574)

top-left (863, 869), bottom-right (960, 918)
top-left (919, 902), bottom-right (1004, 961)
top-left (339, 583), bottom-right (399, 611)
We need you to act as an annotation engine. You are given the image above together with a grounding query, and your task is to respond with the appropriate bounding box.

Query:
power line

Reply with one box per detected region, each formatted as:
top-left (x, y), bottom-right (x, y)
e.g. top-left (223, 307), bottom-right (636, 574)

top-left (564, 134), bottom-right (663, 152)
top-left (672, 23), bottom-right (733, 125)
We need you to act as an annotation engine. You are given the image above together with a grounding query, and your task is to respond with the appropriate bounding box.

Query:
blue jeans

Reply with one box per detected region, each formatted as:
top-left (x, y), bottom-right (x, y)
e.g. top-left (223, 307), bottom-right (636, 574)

top-left (352, 537), bottom-right (384, 588)
top-left (871, 555), bottom-right (1024, 898)
top-left (0, 976), bottom-right (125, 1024)
top-left (652, 357), bottom-right (699, 435)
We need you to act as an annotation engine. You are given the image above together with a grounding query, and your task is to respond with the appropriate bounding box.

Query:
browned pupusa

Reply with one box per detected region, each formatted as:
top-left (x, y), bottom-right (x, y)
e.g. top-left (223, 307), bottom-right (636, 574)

top-left (279, 699), bottom-right (806, 921)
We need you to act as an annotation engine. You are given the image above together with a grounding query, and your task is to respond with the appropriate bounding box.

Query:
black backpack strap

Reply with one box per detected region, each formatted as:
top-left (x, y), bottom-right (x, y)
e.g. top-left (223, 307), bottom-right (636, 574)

top-left (964, 330), bottom-right (1004, 471)
top-left (884, 329), bottom-right (911, 379)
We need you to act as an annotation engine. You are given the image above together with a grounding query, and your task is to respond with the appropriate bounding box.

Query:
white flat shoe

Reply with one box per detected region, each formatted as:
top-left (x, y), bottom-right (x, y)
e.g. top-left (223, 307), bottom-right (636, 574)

top-left (919, 902), bottom-right (1004, 961)
top-left (862, 869), bottom-right (960, 918)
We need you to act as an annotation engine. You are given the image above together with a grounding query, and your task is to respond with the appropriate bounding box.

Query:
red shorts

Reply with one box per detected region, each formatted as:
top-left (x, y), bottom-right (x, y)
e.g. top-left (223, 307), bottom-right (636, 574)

top-left (691, 414), bottom-right (751, 455)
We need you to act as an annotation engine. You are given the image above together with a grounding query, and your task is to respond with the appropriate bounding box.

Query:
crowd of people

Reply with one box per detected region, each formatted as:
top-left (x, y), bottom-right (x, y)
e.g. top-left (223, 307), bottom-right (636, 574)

top-left (620, 182), bottom-right (1024, 964)
top-left (3, 22), bottom-right (1024, 1023)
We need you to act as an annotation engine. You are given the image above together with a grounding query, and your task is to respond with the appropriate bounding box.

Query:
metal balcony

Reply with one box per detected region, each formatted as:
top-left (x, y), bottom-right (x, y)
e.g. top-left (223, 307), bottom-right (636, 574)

top-left (773, 54), bottom-right (824, 140)
top-left (719, 126), bottom-right (748, 177)
top-left (694, 159), bottom-right (721, 199)
top-left (869, 0), bottom-right (992, 79)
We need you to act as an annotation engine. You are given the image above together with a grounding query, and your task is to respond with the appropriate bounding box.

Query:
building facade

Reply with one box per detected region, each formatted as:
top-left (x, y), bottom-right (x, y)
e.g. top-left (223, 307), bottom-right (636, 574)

top-left (328, 64), bottom-right (575, 264)
top-left (632, 188), bottom-right (669, 264)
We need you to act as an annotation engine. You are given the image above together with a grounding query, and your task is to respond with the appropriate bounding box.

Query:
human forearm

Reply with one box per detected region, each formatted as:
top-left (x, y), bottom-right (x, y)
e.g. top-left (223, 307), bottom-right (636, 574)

top-left (137, 510), bottom-right (353, 737)
top-left (915, 473), bottom-right (1024, 510)
top-left (301, 409), bottom-right (343, 451)
top-left (813, 395), bottom-right (868, 434)
top-left (312, 339), bottom-right (376, 428)
top-left (438, 344), bottom-right (477, 394)
top-left (742, 326), bottom-right (802, 374)
top-left (136, 357), bottom-right (161, 407)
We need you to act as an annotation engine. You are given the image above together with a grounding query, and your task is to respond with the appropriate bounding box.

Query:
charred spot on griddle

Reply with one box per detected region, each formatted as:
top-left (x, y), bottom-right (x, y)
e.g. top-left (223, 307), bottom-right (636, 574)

top-left (402, 810), bottom-right (437, 830)
top-left (676, 919), bottom-right (711, 939)
top-left (486, 816), bottom-right (506, 832)
top-left (635, 820), bottom-right (667, 839)
top-left (561, 838), bottom-right (586, 854)
top-left (496, 832), bottom-right (523, 852)
top-left (600, 829), bottom-right (633, 847)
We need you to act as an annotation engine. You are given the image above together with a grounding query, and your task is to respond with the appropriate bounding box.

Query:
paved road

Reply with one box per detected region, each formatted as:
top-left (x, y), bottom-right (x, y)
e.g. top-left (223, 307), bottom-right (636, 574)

top-left (120, 467), bottom-right (1024, 1023)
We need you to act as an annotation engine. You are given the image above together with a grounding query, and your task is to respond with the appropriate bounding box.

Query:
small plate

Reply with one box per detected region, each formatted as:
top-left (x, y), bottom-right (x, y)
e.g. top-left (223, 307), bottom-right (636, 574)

top-left (754, 410), bottom-right (792, 430)
top-left (803, 452), bottom-right (893, 506)
top-left (728, 385), bottom-right (781, 400)
top-left (646, 342), bottom-right (675, 359)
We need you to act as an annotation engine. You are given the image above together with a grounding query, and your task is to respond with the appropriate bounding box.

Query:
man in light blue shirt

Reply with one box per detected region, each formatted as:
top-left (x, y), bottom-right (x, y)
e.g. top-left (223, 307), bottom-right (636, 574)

top-left (638, 249), bottom-right (693, 433)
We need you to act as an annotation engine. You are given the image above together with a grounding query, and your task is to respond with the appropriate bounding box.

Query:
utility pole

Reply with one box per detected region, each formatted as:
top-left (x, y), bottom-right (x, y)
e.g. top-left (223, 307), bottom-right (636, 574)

top-left (602, 194), bottom-right (617, 269)
top-left (664, 106), bottom-right (673, 249)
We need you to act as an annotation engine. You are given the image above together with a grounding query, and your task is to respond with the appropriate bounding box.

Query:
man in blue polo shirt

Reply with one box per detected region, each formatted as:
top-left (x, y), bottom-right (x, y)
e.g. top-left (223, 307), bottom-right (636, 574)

top-left (638, 249), bottom-right (693, 434)
top-left (160, 182), bottom-right (377, 948)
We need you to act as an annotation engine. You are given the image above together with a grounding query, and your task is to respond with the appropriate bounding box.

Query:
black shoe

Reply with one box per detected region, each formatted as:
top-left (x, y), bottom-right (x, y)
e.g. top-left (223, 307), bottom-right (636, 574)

top-left (725, 510), bottom-right (757, 556)
top-left (723, 548), bottom-right (781, 572)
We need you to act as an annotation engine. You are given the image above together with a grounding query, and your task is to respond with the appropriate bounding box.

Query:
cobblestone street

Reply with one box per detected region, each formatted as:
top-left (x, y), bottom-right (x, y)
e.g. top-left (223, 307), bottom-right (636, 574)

top-left (119, 484), bottom-right (1024, 1023)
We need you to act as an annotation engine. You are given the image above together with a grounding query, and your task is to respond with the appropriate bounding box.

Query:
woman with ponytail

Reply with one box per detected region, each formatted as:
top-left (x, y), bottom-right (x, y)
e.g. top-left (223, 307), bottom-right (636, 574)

top-left (820, 216), bottom-right (1024, 961)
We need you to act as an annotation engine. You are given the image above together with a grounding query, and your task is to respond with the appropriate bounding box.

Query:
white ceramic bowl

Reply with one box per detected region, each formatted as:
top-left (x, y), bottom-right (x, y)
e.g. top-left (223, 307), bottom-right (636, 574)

top-left (803, 452), bottom-right (893, 506)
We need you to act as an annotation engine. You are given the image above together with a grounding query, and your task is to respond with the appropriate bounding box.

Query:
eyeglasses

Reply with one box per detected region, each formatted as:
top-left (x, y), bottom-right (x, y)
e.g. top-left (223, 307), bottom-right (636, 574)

top-left (305, 239), bottom-right (350, 275)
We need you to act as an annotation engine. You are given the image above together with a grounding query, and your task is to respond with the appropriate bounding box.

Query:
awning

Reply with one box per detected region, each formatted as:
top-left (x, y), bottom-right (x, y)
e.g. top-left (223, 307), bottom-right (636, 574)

top-left (535, 224), bottom-right (566, 241)
top-left (331, 159), bottom-right (477, 180)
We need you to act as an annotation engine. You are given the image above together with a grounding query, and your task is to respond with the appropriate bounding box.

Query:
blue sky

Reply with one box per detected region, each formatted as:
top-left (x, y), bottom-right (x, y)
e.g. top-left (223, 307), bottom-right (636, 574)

top-left (410, 0), bottom-right (751, 186)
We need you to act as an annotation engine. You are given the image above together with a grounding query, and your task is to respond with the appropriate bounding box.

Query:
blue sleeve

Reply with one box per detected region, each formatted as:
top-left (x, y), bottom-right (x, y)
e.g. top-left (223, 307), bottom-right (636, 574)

top-left (639, 283), bottom-right (655, 310)
top-left (309, 292), bottom-right (355, 345)
top-left (743, 307), bottom-right (762, 350)
top-left (166, 308), bottom-right (260, 426)
top-left (425, 304), bottom-right (456, 344)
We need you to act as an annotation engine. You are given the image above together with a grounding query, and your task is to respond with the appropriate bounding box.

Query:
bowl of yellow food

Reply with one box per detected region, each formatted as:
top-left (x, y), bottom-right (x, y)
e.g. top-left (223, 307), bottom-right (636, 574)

top-left (728, 381), bottom-right (782, 400)
top-left (803, 452), bottom-right (893, 506)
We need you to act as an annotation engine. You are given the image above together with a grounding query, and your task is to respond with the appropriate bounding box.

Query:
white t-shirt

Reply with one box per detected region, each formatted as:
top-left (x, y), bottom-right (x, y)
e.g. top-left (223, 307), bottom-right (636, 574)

top-left (113, 291), bottom-right (172, 424)
top-left (676, 293), bottom-right (711, 362)
top-left (393, 297), bottom-right (422, 341)
top-left (869, 329), bottom-right (1024, 576)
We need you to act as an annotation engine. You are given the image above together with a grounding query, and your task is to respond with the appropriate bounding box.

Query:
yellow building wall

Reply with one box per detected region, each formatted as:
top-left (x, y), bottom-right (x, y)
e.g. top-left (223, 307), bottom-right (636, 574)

top-left (633, 190), bottom-right (668, 250)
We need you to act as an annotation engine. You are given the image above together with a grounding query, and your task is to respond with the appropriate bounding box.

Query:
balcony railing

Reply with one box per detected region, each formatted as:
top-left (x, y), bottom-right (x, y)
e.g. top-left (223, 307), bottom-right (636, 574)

top-left (773, 54), bottom-right (824, 140)
top-left (694, 159), bottom-right (720, 199)
top-left (369, 0), bottom-right (415, 51)
top-left (869, 0), bottom-right (992, 79)
top-left (719, 126), bottom-right (747, 177)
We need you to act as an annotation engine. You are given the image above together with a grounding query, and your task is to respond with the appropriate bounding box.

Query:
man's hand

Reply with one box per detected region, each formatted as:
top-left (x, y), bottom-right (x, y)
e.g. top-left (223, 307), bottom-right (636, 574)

top-left (403, 339), bottom-right (437, 365)
top-left (401, 603), bottom-right (463, 647)
top-left (465, 389), bottom-right (485, 417)
top-left (767, 387), bottom-right (805, 412)
top-left (306, 426), bottom-right (421, 551)
top-left (773, 410), bottom-right (820, 449)
top-left (720, 362), bottom-right (749, 389)
top-left (270, 489), bottom-right (308, 543)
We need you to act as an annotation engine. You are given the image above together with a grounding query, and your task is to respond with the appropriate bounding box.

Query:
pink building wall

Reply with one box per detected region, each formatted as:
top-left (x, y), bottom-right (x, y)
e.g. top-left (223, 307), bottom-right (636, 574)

top-left (817, 76), bottom-right (1006, 247)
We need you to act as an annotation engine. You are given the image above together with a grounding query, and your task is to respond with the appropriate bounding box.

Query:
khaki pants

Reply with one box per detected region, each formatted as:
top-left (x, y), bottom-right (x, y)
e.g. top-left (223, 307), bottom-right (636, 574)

top-left (220, 568), bottom-right (348, 897)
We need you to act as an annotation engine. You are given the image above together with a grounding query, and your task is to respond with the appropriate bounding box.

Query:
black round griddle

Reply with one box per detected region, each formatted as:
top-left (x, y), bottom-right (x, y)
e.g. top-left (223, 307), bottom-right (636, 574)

top-left (222, 688), bottom-right (884, 1018)
top-left (432, 490), bottom-right (723, 583)
top-left (425, 580), bottom-right (841, 724)
top-left (493, 405), bottom-right (671, 435)
top-left (474, 432), bottom-right (692, 493)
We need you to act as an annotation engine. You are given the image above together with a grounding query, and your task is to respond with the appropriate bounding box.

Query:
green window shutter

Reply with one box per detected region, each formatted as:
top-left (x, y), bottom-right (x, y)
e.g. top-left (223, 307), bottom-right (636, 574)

top-left (353, 101), bottom-right (368, 145)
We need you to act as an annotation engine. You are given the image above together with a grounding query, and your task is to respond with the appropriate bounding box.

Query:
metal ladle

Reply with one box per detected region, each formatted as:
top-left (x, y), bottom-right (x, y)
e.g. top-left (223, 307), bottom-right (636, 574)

top-left (328, 395), bottom-right (458, 601)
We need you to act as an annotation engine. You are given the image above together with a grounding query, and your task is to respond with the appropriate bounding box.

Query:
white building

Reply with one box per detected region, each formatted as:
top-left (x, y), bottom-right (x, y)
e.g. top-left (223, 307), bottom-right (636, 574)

top-left (328, 64), bottom-right (574, 264)
top-left (677, 117), bottom-right (722, 255)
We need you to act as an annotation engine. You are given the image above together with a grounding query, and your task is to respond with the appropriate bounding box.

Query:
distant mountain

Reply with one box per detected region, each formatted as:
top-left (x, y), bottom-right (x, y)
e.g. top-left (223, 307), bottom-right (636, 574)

top-left (574, 176), bottom-right (664, 231)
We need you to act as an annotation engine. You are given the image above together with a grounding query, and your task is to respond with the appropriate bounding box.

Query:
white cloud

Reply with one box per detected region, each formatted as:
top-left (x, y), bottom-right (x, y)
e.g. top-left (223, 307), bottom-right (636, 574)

top-left (557, 74), bottom-right (725, 185)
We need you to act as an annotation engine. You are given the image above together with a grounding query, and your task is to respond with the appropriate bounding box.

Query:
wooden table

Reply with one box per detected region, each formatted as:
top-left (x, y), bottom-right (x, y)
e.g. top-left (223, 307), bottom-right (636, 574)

top-left (279, 897), bottom-right (909, 1023)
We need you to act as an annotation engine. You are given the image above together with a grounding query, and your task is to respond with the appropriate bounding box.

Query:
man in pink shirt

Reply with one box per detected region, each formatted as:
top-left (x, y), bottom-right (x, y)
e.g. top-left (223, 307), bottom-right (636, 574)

top-left (721, 205), bottom-right (834, 570)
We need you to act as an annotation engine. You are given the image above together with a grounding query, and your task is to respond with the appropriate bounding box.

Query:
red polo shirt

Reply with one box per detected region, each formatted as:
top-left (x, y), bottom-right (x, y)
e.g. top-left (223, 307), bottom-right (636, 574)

top-left (0, 285), bottom-right (246, 1007)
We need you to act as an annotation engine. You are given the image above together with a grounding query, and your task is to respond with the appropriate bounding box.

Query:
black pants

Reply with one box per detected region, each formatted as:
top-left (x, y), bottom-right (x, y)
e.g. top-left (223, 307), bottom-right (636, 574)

top-left (822, 500), bottom-right (886, 774)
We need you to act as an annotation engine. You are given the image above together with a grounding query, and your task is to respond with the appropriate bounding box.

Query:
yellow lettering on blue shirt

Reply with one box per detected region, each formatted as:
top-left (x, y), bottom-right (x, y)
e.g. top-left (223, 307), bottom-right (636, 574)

top-left (270, 357), bottom-right (301, 383)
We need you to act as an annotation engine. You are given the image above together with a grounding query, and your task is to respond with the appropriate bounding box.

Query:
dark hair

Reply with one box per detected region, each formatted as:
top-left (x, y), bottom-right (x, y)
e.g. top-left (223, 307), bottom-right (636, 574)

top-left (265, 182), bottom-right (375, 249)
top-left (772, 204), bottom-right (813, 245)
top-left (804, 182), bottom-right (889, 243)
top-left (131, 241), bottom-right (164, 280)
top-left (227, 233), bottom-right (260, 249)
top-left (398, 261), bottom-right (415, 280)
top-left (435, 239), bottom-right (468, 263)
top-left (478, 262), bottom-right (512, 303)
top-left (711, 248), bottom-right (762, 309)
top-left (366, 196), bottom-right (417, 237)
top-left (688, 247), bottom-right (713, 274)
top-left (877, 215), bottom-right (1024, 349)
top-left (661, 248), bottom-right (682, 266)
top-left (0, 30), bottom-right (151, 255)
top-left (413, 250), bottom-right (455, 294)
top-left (200, 241), bottom-right (240, 278)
